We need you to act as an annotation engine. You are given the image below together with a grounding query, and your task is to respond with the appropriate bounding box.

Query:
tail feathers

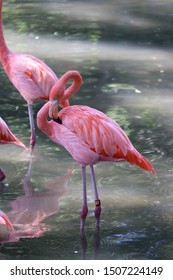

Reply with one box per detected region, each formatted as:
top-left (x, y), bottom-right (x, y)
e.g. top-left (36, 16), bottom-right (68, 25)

top-left (125, 148), bottom-right (156, 174)
top-left (1, 129), bottom-right (27, 150)
top-left (0, 117), bottom-right (27, 149)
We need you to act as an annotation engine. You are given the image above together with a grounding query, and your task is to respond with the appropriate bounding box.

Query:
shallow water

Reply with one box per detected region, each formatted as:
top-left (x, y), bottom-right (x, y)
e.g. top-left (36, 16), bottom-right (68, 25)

top-left (0, 0), bottom-right (173, 260)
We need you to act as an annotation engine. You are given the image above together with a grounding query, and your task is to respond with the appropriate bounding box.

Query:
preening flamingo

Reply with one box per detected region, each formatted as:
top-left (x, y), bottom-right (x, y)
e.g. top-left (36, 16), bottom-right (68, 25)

top-left (0, 117), bottom-right (27, 181)
top-left (37, 70), bottom-right (156, 229)
top-left (0, 0), bottom-right (69, 147)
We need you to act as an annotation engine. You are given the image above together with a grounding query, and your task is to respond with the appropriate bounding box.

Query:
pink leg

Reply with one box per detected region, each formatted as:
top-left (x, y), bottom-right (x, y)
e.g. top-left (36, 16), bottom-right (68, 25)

top-left (0, 168), bottom-right (5, 181)
top-left (80, 166), bottom-right (88, 231)
top-left (90, 165), bottom-right (102, 227)
top-left (28, 103), bottom-right (36, 147)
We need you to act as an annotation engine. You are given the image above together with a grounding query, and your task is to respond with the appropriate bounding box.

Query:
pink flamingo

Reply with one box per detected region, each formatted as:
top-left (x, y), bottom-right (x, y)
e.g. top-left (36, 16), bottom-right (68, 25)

top-left (0, 0), bottom-right (69, 147)
top-left (0, 117), bottom-right (27, 181)
top-left (37, 70), bottom-right (156, 230)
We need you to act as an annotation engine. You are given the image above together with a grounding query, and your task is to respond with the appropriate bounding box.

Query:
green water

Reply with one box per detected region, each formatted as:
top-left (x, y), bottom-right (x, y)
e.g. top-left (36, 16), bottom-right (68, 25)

top-left (0, 0), bottom-right (173, 260)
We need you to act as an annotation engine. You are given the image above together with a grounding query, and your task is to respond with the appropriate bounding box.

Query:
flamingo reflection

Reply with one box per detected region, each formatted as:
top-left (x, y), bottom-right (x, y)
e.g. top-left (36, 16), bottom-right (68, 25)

top-left (0, 151), bottom-right (71, 242)
top-left (80, 227), bottom-right (100, 259)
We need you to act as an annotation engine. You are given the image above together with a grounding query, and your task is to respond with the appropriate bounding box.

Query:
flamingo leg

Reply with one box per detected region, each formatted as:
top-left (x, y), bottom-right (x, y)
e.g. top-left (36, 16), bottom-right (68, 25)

top-left (80, 166), bottom-right (88, 231)
top-left (28, 103), bottom-right (36, 147)
top-left (90, 165), bottom-right (102, 227)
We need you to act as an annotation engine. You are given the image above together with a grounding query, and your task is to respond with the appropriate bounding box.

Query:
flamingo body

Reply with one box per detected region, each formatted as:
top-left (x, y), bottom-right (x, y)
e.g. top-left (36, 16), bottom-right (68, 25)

top-left (2, 52), bottom-right (58, 104)
top-left (38, 103), bottom-right (155, 173)
top-left (55, 105), bottom-right (156, 172)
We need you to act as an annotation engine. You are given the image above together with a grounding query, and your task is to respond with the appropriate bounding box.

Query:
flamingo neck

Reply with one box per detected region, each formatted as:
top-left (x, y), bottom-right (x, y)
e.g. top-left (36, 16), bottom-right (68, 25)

top-left (50, 70), bottom-right (82, 102)
top-left (63, 71), bottom-right (82, 100)
top-left (37, 101), bottom-right (62, 146)
top-left (0, 0), bottom-right (10, 61)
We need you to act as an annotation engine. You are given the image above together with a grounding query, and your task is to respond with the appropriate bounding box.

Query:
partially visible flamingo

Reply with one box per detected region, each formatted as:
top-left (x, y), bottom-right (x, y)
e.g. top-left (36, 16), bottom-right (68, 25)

top-left (0, 0), bottom-right (69, 147)
top-left (0, 210), bottom-right (14, 231)
top-left (0, 117), bottom-right (26, 149)
top-left (0, 117), bottom-right (27, 181)
top-left (37, 70), bottom-right (156, 230)
top-left (0, 210), bottom-right (13, 242)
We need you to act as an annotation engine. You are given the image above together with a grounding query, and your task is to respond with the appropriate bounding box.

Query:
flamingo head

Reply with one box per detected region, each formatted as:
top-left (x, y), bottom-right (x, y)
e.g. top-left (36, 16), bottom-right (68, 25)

top-left (49, 88), bottom-right (70, 119)
top-left (49, 99), bottom-right (59, 119)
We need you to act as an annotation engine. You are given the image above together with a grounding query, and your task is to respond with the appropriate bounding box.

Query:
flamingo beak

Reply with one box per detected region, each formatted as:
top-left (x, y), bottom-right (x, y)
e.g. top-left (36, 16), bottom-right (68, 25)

top-left (0, 211), bottom-right (14, 231)
top-left (49, 100), bottom-right (59, 119)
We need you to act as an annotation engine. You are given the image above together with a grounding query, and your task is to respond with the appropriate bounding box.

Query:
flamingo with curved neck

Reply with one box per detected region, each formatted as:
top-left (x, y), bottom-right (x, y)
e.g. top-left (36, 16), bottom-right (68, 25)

top-left (0, 0), bottom-right (69, 147)
top-left (37, 70), bottom-right (156, 230)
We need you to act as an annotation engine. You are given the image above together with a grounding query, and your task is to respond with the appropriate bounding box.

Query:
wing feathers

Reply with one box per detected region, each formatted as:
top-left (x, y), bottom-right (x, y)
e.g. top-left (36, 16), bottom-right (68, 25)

top-left (0, 118), bottom-right (27, 149)
top-left (60, 106), bottom-right (133, 159)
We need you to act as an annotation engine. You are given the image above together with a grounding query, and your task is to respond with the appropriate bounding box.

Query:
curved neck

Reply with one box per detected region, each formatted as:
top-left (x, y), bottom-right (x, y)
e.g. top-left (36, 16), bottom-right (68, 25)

top-left (63, 71), bottom-right (82, 100)
top-left (50, 70), bottom-right (82, 102)
top-left (0, 0), bottom-right (10, 61)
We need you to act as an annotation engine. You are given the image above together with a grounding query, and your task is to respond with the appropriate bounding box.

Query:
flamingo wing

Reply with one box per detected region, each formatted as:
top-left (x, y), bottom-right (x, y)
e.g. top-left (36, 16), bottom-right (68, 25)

top-left (5, 54), bottom-right (58, 102)
top-left (59, 106), bottom-right (132, 156)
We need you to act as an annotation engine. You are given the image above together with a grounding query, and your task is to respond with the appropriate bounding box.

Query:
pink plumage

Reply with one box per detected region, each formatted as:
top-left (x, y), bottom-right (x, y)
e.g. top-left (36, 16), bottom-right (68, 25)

top-left (0, 210), bottom-right (14, 231)
top-left (0, 117), bottom-right (27, 181)
top-left (0, 117), bottom-right (27, 149)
